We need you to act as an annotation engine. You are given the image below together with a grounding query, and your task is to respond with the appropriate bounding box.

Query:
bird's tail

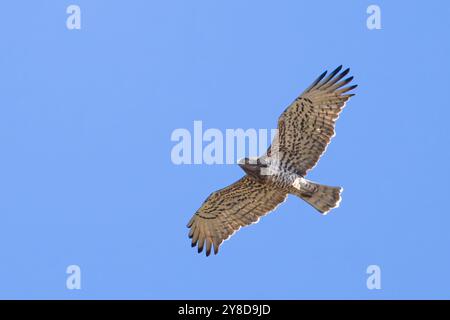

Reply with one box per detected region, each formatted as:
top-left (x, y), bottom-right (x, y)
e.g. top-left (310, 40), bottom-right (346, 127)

top-left (291, 180), bottom-right (343, 215)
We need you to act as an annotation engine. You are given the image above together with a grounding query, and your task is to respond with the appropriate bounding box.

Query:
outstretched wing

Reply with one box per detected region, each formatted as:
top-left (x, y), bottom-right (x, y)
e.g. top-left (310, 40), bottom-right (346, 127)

top-left (187, 176), bottom-right (287, 256)
top-left (266, 66), bottom-right (357, 176)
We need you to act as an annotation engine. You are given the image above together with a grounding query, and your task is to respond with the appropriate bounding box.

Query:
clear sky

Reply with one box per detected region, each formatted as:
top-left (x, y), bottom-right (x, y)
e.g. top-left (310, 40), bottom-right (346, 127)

top-left (0, 0), bottom-right (449, 299)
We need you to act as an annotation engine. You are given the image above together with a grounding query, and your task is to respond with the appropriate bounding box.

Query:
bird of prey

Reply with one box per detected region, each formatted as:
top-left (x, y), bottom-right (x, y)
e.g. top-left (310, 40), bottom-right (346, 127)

top-left (187, 66), bottom-right (357, 256)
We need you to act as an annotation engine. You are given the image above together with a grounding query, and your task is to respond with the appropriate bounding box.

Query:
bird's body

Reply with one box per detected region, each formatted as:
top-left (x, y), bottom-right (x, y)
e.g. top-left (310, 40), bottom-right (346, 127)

top-left (239, 157), bottom-right (311, 193)
top-left (239, 156), bottom-right (342, 214)
top-left (187, 66), bottom-right (357, 256)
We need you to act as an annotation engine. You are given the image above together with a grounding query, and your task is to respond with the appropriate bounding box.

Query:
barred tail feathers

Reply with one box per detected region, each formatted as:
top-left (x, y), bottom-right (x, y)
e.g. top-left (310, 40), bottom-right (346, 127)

top-left (291, 180), bottom-right (342, 214)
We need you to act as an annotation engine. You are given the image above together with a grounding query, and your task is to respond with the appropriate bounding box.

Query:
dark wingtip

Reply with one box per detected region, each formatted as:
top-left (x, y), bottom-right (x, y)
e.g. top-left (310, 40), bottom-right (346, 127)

top-left (333, 65), bottom-right (343, 75)
top-left (318, 70), bottom-right (327, 81)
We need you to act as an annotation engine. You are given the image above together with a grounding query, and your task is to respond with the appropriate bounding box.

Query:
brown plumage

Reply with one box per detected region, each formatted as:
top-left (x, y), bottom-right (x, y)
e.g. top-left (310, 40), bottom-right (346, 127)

top-left (187, 66), bottom-right (357, 256)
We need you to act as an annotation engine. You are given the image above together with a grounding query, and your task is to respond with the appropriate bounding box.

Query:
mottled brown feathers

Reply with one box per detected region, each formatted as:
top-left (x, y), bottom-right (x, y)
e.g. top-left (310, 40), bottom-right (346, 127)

top-left (187, 66), bottom-right (356, 256)
top-left (268, 65), bottom-right (357, 175)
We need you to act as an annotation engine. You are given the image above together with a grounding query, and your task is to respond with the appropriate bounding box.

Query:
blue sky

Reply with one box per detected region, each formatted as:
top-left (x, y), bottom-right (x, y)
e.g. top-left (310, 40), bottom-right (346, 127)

top-left (0, 0), bottom-right (449, 299)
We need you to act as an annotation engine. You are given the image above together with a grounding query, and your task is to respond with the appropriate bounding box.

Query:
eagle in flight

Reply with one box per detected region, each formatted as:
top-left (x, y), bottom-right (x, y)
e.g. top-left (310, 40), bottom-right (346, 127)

top-left (187, 66), bottom-right (357, 256)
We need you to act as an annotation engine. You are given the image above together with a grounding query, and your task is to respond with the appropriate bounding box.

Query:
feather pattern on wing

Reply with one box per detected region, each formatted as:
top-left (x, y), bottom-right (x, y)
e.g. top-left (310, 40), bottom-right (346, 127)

top-left (187, 176), bottom-right (287, 256)
top-left (266, 66), bottom-right (357, 176)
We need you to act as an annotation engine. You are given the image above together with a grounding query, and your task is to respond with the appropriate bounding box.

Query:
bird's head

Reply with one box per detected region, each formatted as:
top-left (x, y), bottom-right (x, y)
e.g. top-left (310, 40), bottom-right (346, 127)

top-left (238, 157), bottom-right (267, 181)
